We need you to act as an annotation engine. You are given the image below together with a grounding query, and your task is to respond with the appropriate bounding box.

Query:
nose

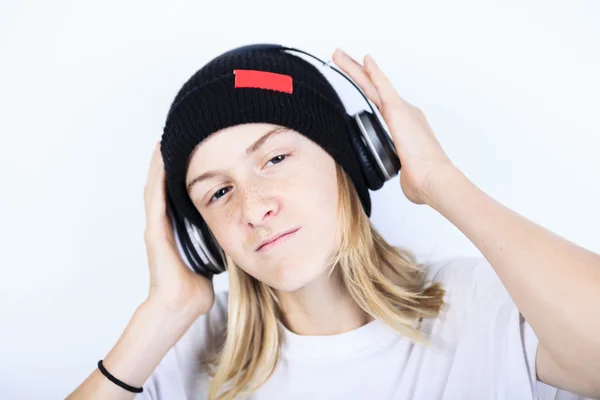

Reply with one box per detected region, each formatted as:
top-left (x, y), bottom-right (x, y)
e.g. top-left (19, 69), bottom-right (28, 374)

top-left (240, 182), bottom-right (279, 227)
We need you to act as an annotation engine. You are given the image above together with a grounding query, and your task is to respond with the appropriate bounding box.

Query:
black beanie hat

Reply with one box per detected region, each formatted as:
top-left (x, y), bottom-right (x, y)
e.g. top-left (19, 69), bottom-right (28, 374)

top-left (160, 46), bottom-right (371, 229)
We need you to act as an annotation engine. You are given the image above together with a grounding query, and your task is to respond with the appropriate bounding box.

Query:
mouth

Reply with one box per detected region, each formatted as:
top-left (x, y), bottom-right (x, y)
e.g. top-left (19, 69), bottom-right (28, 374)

top-left (256, 227), bottom-right (301, 252)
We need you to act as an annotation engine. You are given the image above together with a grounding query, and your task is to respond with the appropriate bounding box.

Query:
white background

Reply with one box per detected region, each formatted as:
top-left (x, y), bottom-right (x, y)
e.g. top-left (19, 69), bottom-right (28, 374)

top-left (1, 1), bottom-right (599, 398)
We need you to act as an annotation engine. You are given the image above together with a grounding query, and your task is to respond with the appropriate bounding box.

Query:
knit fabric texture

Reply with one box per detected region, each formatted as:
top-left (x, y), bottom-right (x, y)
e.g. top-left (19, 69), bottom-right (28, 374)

top-left (160, 46), bottom-right (371, 229)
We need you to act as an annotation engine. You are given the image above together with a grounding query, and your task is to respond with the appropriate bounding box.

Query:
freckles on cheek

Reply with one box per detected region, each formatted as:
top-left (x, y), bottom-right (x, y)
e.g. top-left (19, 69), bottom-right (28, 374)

top-left (211, 207), bottom-right (238, 249)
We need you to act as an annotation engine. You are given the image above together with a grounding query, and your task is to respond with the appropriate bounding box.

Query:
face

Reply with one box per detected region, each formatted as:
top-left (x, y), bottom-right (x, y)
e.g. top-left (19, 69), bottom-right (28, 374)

top-left (185, 123), bottom-right (340, 292)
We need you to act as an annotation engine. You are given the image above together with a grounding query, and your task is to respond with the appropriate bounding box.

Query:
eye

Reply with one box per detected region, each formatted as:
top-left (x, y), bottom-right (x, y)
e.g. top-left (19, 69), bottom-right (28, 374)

top-left (265, 154), bottom-right (287, 167)
top-left (210, 186), bottom-right (231, 203)
top-left (206, 154), bottom-right (288, 205)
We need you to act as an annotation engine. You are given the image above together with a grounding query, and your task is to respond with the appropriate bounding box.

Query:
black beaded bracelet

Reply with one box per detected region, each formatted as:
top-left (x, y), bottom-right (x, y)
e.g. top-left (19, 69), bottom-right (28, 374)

top-left (97, 359), bottom-right (144, 393)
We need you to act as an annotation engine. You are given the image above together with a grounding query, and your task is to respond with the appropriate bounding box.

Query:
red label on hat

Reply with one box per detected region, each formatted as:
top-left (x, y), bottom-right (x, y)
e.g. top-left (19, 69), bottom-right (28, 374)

top-left (233, 69), bottom-right (293, 94)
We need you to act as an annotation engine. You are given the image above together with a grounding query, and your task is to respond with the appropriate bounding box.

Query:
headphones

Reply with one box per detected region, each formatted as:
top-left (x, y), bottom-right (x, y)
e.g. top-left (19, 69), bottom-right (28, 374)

top-left (166, 43), bottom-right (401, 279)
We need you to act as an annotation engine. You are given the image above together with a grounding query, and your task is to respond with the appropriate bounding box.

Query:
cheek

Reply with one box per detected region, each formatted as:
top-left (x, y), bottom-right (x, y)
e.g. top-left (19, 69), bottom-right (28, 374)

top-left (307, 159), bottom-right (340, 254)
top-left (300, 157), bottom-right (339, 218)
top-left (274, 158), bottom-right (339, 262)
top-left (202, 210), bottom-right (241, 255)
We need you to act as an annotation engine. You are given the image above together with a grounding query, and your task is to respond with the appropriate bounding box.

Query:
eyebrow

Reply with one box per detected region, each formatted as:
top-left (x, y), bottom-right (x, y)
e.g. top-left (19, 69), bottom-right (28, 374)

top-left (186, 126), bottom-right (289, 192)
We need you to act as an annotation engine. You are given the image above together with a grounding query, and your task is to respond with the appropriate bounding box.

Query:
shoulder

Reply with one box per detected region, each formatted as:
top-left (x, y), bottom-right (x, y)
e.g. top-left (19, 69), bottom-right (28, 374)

top-left (183, 290), bottom-right (229, 352)
top-left (425, 255), bottom-right (493, 282)
top-left (420, 256), bottom-right (548, 399)
top-left (421, 255), bottom-right (513, 328)
top-left (424, 255), bottom-right (508, 300)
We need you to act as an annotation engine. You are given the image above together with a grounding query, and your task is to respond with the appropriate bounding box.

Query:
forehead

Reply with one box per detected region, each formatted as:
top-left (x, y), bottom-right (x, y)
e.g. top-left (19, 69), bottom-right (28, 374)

top-left (186, 123), bottom-right (299, 173)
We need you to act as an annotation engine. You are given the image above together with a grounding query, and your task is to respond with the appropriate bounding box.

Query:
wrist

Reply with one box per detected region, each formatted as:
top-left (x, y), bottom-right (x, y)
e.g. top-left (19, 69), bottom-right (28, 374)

top-left (422, 164), bottom-right (468, 210)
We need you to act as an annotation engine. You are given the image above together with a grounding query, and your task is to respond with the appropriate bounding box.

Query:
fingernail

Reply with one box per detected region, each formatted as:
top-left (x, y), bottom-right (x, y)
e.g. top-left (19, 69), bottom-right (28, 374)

top-left (335, 48), bottom-right (345, 57)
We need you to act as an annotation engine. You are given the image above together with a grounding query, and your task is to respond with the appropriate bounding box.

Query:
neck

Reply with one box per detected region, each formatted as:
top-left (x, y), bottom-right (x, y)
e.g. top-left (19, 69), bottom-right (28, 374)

top-left (275, 268), bottom-right (373, 336)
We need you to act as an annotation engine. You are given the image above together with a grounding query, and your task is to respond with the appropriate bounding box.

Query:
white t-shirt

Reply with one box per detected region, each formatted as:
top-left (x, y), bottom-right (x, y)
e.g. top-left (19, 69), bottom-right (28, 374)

top-left (136, 256), bottom-right (590, 399)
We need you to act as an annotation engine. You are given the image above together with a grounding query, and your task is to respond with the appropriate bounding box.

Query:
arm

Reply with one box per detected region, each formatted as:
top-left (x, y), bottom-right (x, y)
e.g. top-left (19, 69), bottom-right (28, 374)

top-left (66, 300), bottom-right (197, 400)
top-left (67, 141), bottom-right (215, 398)
top-left (424, 165), bottom-right (600, 398)
top-left (331, 49), bottom-right (600, 397)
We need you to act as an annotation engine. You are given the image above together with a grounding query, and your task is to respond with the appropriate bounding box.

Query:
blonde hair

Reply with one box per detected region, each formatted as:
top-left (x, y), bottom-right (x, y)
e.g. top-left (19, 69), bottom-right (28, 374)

top-left (204, 164), bottom-right (446, 399)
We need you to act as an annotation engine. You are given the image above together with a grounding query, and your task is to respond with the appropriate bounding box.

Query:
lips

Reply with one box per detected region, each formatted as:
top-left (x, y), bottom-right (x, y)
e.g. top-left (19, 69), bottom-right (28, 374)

top-left (256, 227), bottom-right (301, 252)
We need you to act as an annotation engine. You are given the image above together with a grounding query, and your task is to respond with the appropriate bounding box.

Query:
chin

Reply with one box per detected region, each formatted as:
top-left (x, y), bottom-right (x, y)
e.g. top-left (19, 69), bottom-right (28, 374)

top-left (269, 278), bottom-right (311, 293)
top-left (265, 259), bottom-right (329, 293)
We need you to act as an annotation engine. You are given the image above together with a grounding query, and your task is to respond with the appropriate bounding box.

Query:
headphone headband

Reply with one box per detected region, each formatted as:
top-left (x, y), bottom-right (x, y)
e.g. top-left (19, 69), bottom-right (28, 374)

top-left (219, 43), bottom-right (396, 155)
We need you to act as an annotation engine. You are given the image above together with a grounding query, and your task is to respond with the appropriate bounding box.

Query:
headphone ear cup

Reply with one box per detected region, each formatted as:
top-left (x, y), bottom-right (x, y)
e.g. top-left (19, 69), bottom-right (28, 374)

top-left (183, 218), bottom-right (226, 277)
top-left (353, 110), bottom-right (401, 189)
top-left (345, 114), bottom-right (386, 190)
top-left (166, 196), bottom-right (205, 275)
top-left (195, 219), bottom-right (226, 274)
top-left (166, 193), bottom-right (224, 279)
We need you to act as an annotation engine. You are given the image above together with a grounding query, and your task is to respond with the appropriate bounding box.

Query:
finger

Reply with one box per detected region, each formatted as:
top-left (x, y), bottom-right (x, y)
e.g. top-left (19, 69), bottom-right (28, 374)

top-left (332, 49), bottom-right (382, 109)
top-left (146, 141), bottom-right (162, 184)
top-left (152, 141), bottom-right (162, 170)
top-left (145, 142), bottom-right (160, 190)
top-left (146, 152), bottom-right (170, 241)
top-left (334, 48), bottom-right (364, 70)
top-left (145, 142), bottom-right (164, 214)
top-left (150, 144), bottom-right (167, 215)
top-left (363, 55), bottom-right (406, 109)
